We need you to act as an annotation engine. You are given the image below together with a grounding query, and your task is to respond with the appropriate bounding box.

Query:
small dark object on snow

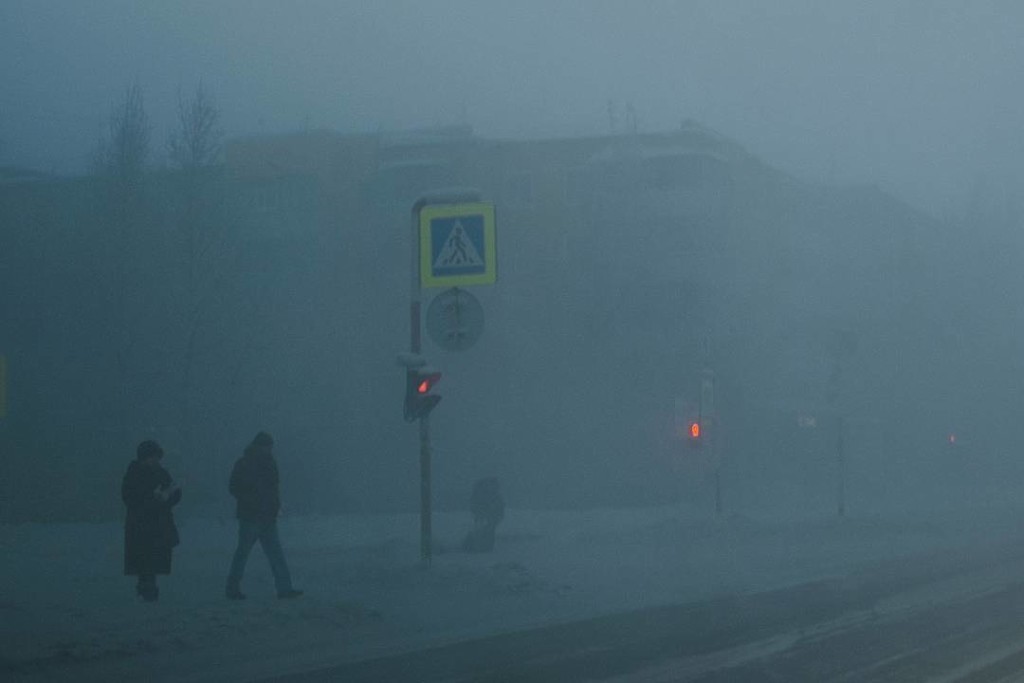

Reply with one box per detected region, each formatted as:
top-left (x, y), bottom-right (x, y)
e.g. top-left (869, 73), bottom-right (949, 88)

top-left (462, 477), bottom-right (505, 553)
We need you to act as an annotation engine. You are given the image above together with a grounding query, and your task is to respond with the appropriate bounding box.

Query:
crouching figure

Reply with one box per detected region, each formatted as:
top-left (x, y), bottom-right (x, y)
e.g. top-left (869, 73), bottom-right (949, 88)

top-left (462, 477), bottom-right (504, 553)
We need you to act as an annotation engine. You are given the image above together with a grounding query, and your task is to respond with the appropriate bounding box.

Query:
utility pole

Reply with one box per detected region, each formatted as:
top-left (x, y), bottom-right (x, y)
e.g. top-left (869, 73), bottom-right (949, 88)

top-left (826, 329), bottom-right (856, 518)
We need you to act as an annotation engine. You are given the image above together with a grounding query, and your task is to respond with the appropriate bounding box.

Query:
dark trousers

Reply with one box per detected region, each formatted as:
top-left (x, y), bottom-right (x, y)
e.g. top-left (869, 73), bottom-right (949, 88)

top-left (226, 518), bottom-right (294, 594)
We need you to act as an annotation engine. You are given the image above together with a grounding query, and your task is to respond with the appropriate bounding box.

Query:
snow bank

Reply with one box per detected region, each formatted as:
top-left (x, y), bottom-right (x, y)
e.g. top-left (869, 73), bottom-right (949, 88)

top-left (2, 504), bottom-right (1021, 682)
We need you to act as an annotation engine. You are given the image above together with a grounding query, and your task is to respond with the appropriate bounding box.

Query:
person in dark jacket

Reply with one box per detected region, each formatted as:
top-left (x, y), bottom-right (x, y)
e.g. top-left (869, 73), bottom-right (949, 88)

top-left (225, 431), bottom-right (302, 600)
top-left (122, 440), bottom-right (181, 602)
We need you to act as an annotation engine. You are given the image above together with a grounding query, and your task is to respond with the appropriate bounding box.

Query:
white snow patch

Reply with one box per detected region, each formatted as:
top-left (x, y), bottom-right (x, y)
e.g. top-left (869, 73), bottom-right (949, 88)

top-left (2, 505), bottom-right (1021, 682)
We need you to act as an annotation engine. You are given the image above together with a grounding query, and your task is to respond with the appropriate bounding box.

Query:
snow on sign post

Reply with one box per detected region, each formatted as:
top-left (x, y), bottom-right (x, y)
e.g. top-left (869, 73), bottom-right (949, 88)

top-left (419, 202), bottom-right (497, 288)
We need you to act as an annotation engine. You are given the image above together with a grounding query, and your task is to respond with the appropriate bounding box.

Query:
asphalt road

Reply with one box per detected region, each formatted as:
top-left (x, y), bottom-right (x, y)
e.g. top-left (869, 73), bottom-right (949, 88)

top-left (264, 539), bottom-right (1024, 683)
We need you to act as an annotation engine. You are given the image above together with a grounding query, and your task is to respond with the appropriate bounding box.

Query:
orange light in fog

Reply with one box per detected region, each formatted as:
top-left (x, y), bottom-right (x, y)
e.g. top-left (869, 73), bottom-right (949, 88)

top-left (690, 422), bottom-right (701, 439)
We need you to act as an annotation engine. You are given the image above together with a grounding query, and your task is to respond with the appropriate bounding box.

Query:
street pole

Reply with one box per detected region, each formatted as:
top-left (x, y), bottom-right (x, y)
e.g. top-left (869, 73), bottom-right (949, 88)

top-left (410, 189), bottom-right (480, 565)
top-left (700, 366), bottom-right (720, 516)
top-left (714, 460), bottom-right (722, 516)
top-left (825, 330), bottom-right (856, 519)
top-left (409, 201), bottom-right (431, 565)
top-left (836, 414), bottom-right (846, 517)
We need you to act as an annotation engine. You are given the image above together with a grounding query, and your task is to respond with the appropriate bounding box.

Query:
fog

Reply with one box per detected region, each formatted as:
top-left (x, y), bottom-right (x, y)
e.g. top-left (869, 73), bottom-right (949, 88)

top-left (2, 5), bottom-right (1024, 529)
top-left (8, 3), bottom-right (1024, 680)
top-left (5, 1), bottom-right (1024, 211)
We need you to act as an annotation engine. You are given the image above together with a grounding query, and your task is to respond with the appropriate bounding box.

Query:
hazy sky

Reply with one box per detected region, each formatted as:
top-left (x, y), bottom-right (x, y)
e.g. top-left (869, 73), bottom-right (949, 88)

top-left (3, 0), bottom-right (1023, 212)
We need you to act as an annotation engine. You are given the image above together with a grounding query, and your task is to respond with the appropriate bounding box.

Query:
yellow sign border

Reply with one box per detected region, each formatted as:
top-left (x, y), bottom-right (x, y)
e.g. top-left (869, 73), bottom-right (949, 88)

top-left (419, 202), bottom-right (497, 288)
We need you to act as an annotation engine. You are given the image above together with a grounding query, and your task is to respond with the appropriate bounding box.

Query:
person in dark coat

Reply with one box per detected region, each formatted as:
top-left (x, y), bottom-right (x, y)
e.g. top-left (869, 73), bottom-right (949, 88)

top-left (225, 431), bottom-right (302, 600)
top-left (462, 477), bottom-right (505, 553)
top-left (122, 440), bottom-right (181, 602)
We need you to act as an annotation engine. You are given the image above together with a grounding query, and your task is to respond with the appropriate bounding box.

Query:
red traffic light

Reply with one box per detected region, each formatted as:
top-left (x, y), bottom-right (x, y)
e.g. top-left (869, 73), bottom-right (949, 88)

top-left (417, 372), bottom-right (440, 394)
top-left (689, 421), bottom-right (701, 439)
top-left (404, 368), bottom-right (442, 422)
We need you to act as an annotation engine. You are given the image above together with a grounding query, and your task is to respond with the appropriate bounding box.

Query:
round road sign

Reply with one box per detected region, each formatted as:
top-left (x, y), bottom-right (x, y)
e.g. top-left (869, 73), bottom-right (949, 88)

top-left (426, 287), bottom-right (484, 352)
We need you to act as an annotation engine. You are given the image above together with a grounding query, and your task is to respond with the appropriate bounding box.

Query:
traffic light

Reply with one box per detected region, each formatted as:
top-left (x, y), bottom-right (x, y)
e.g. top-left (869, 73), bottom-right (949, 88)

top-left (688, 420), bottom-right (702, 448)
top-left (404, 367), bottom-right (442, 421)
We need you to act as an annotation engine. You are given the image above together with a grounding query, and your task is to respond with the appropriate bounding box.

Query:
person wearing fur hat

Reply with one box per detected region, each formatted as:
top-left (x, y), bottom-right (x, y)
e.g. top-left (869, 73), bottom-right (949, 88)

top-left (122, 440), bottom-right (181, 602)
top-left (225, 431), bottom-right (302, 600)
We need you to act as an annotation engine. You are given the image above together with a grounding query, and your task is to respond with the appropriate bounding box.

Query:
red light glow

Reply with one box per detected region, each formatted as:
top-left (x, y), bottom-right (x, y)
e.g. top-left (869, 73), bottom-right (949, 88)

top-left (689, 422), bottom-right (701, 439)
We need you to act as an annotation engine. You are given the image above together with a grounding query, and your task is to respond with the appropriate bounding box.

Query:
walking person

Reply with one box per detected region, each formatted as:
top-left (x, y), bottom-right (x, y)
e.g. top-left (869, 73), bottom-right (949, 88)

top-left (225, 431), bottom-right (302, 600)
top-left (122, 440), bottom-right (181, 602)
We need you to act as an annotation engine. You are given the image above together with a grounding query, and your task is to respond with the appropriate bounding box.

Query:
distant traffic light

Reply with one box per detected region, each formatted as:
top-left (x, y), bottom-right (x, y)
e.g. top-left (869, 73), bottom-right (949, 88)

top-left (688, 420), bottom-right (702, 447)
top-left (404, 367), bottom-right (442, 421)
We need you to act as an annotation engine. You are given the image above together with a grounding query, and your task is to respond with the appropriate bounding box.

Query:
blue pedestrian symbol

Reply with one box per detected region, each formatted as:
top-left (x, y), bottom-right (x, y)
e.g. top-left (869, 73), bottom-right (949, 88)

top-left (431, 216), bottom-right (486, 277)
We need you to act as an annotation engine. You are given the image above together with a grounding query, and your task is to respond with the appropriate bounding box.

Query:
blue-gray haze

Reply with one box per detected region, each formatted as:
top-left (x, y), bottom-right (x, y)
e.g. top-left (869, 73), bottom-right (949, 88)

top-left (1, 2), bottom-right (1023, 521)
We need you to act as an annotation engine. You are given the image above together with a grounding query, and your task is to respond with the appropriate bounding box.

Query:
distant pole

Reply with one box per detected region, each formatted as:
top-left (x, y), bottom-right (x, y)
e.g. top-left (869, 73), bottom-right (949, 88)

top-left (826, 330), bottom-right (856, 519)
top-left (700, 365), bottom-right (720, 516)
top-left (836, 415), bottom-right (846, 517)
top-left (714, 461), bottom-right (722, 516)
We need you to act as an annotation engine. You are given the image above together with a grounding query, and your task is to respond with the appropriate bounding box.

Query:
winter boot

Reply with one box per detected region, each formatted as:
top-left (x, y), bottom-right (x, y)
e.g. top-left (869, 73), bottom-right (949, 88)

top-left (137, 577), bottom-right (158, 602)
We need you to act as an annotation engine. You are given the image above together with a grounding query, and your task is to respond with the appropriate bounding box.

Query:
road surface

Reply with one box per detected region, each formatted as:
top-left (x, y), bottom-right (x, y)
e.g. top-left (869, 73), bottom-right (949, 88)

top-left (265, 539), bottom-right (1024, 682)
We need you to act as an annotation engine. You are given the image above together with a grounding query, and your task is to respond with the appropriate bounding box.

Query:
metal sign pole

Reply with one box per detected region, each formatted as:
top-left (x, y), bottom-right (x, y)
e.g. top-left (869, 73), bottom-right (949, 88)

top-left (700, 368), bottom-right (721, 516)
top-left (409, 189), bottom-right (484, 566)
top-left (836, 415), bottom-right (846, 517)
top-left (714, 445), bottom-right (722, 516)
top-left (419, 416), bottom-right (432, 562)
top-left (410, 203), bottom-right (431, 565)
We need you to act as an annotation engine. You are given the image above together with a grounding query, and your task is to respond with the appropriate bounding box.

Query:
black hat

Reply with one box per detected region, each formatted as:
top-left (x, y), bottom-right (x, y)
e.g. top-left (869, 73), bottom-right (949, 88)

top-left (252, 431), bottom-right (274, 448)
top-left (136, 440), bottom-right (164, 460)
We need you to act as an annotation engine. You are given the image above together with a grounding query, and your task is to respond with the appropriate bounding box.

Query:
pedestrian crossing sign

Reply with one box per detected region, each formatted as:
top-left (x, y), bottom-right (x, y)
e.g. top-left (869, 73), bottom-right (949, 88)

top-left (419, 202), bottom-right (497, 288)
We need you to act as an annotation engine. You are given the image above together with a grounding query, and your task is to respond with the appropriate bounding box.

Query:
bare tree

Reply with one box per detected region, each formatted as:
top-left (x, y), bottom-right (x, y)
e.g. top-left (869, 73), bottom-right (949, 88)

top-left (168, 82), bottom-right (222, 169)
top-left (94, 83), bottom-right (151, 445)
top-left (167, 83), bottom-right (231, 472)
top-left (167, 82), bottom-right (226, 302)
top-left (95, 83), bottom-right (150, 190)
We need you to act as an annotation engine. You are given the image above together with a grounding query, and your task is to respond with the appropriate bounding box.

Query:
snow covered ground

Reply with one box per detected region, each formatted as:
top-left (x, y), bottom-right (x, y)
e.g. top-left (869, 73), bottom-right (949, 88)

top-left (3, 503), bottom-right (1023, 682)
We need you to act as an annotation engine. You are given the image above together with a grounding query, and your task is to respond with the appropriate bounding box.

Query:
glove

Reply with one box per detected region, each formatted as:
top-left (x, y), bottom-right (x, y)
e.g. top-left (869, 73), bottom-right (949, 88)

top-left (154, 482), bottom-right (180, 502)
